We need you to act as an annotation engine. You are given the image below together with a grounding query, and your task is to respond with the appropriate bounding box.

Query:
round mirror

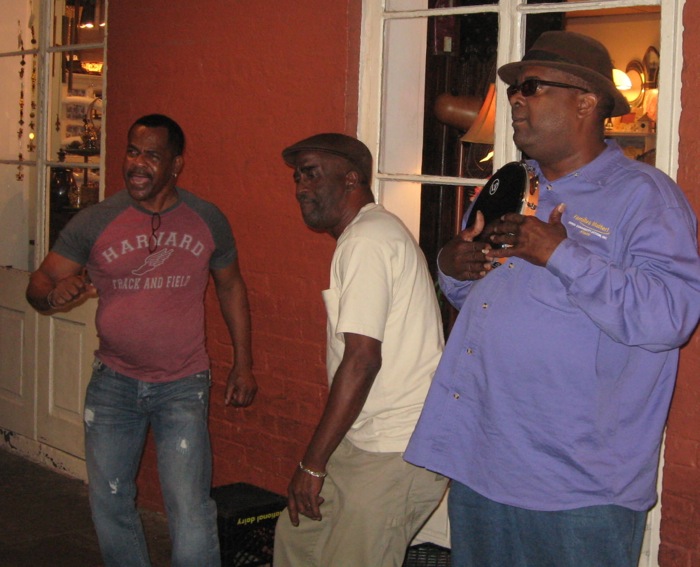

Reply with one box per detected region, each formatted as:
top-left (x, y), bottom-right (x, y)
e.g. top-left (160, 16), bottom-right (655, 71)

top-left (625, 60), bottom-right (646, 108)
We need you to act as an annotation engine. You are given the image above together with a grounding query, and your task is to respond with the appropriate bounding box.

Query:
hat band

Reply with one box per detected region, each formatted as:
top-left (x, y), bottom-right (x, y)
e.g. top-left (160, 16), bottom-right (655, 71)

top-left (522, 49), bottom-right (580, 66)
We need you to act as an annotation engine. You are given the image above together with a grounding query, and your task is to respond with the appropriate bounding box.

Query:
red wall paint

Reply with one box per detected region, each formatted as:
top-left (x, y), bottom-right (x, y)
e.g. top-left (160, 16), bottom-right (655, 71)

top-left (106, 1), bottom-right (361, 509)
top-left (660, 3), bottom-right (700, 565)
top-left (105, 2), bottom-right (700, 562)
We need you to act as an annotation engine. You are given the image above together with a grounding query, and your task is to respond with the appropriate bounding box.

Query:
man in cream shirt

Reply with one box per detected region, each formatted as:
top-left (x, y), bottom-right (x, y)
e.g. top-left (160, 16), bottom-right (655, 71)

top-left (274, 133), bottom-right (448, 567)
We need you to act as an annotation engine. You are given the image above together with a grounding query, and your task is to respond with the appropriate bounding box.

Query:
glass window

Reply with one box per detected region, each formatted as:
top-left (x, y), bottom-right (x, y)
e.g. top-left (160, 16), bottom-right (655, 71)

top-left (0, 0), bottom-right (107, 270)
top-left (363, 0), bottom-right (665, 285)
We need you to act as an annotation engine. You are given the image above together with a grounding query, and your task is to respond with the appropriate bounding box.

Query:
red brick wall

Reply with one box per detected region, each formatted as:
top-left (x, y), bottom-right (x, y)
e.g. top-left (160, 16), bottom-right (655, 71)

top-left (659, 3), bottom-right (700, 565)
top-left (105, 1), bottom-right (361, 508)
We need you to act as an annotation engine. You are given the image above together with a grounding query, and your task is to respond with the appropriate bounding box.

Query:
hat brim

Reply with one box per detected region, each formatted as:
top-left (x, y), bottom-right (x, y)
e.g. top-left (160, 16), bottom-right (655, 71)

top-left (498, 60), bottom-right (631, 117)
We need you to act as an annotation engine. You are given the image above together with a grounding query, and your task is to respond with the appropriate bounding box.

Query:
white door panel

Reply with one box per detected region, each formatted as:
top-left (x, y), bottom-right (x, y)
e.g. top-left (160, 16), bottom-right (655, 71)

top-left (37, 296), bottom-right (98, 459)
top-left (0, 268), bottom-right (36, 438)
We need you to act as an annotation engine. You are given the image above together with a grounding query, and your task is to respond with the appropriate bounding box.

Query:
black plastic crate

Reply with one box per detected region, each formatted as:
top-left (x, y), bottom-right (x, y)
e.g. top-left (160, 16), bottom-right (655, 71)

top-left (403, 543), bottom-right (452, 567)
top-left (211, 482), bottom-right (287, 567)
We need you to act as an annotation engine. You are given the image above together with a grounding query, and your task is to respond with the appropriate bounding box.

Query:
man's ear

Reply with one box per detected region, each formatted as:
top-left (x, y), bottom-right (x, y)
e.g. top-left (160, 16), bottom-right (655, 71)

top-left (577, 92), bottom-right (600, 118)
top-left (172, 155), bottom-right (184, 177)
top-left (345, 170), bottom-right (360, 191)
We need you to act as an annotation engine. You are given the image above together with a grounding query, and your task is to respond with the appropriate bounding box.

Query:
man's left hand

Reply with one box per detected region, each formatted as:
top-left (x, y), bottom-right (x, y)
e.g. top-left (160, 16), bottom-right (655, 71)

top-left (225, 368), bottom-right (257, 406)
top-left (486, 203), bottom-right (567, 266)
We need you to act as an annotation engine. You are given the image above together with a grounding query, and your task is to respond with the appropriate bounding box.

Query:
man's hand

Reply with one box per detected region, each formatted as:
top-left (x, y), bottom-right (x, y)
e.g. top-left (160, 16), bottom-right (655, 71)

top-left (48, 270), bottom-right (96, 310)
top-left (486, 203), bottom-right (567, 266)
top-left (224, 367), bottom-right (257, 406)
top-left (286, 466), bottom-right (325, 526)
top-left (438, 211), bottom-right (493, 281)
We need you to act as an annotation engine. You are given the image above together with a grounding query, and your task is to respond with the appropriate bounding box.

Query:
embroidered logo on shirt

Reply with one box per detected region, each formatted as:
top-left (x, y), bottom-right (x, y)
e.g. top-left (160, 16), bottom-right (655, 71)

top-left (568, 215), bottom-right (611, 240)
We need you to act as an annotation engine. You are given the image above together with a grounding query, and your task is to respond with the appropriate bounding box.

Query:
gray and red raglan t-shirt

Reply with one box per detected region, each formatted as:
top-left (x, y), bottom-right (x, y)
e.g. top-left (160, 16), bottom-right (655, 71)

top-left (52, 188), bottom-right (237, 382)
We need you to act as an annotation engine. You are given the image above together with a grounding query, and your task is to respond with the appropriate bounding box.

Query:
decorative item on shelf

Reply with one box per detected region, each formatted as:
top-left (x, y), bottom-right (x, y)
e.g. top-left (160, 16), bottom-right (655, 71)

top-left (80, 61), bottom-right (103, 74)
top-left (80, 97), bottom-right (102, 151)
top-left (81, 117), bottom-right (99, 151)
top-left (50, 150), bottom-right (78, 211)
top-left (624, 59), bottom-right (646, 109)
top-left (643, 46), bottom-right (659, 89)
top-left (63, 95), bottom-right (101, 209)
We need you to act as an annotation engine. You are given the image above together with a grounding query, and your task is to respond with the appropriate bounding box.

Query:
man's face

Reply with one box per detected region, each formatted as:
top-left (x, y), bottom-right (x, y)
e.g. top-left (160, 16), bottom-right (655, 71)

top-left (508, 66), bottom-right (589, 162)
top-left (123, 125), bottom-right (182, 209)
top-left (292, 151), bottom-right (350, 234)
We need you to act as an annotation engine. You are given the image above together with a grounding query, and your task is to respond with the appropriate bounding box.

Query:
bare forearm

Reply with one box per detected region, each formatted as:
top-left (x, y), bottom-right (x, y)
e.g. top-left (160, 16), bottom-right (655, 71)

top-left (26, 270), bottom-right (57, 312)
top-left (302, 341), bottom-right (381, 471)
top-left (217, 281), bottom-right (253, 370)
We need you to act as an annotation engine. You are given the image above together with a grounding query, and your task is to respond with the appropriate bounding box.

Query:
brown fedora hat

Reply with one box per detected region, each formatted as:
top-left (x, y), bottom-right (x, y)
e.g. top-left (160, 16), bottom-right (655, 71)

top-left (498, 31), bottom-right (630, 117)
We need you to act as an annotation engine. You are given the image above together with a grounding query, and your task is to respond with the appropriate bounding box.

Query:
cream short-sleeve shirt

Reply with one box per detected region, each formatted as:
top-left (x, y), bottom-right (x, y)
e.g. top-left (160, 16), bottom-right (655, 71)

top-left (322, 203), bottom-right (444, 453)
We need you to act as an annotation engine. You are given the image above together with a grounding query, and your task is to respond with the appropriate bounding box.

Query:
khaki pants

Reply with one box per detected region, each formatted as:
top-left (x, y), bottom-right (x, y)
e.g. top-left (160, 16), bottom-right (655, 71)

top-left (274, 438), bottom-right (448, 567)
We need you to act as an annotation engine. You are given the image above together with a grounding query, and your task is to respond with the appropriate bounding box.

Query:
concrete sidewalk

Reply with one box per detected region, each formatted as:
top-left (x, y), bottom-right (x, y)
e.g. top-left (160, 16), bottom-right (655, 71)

top-left (0, 448), bottom-right (171, 566)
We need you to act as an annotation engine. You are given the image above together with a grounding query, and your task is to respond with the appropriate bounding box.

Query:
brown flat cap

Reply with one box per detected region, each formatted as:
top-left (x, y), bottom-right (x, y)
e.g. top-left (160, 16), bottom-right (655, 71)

top-left (498, 31), bottom-right (631, 117)
top-left (282, 133), bottom-right (373, 184)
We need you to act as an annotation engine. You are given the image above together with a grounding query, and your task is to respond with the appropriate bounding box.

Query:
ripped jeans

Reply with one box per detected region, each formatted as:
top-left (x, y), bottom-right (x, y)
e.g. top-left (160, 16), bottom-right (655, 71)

top-left (84, 359), bottom-right (220, 567)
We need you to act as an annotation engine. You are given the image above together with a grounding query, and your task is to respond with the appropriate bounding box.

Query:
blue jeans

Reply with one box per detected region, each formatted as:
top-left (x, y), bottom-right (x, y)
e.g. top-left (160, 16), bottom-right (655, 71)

top-left (84, 359), bottom-right (220, 567)
top-left (448, 481), bottom-right (646, 567)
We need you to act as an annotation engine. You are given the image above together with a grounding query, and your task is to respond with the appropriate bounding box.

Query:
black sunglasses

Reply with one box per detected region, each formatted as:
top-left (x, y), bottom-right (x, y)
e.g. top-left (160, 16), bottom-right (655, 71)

top-left (507, 78), bottom-right (590, 98)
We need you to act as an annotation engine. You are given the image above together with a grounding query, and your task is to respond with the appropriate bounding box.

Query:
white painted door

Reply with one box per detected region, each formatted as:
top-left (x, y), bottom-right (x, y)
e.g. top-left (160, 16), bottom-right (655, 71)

top-left (0, 266), bottom-right (98, 461)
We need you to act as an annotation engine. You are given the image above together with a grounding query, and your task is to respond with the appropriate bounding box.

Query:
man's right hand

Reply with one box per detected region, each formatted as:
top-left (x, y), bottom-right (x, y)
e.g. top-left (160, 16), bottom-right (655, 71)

top-left (438, 211), bottom-right (493, 281)
top-left (286, 466), bottom-right (325, 526)
top-left (48, 270), bottom-right (96, 310)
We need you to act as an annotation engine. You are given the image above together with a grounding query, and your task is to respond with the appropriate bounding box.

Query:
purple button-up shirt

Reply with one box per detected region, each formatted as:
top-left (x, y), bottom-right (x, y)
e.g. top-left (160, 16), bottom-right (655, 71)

top-left (404, 142), bottom-right (700, 511)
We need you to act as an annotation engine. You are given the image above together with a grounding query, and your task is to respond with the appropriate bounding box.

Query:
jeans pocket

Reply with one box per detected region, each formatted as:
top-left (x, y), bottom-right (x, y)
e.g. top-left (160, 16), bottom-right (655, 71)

top-left (194, 369), bottom-right (212, 387)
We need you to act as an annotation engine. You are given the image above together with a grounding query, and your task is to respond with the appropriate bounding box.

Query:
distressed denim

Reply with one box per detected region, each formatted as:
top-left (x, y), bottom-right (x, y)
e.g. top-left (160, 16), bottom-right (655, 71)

top-left (448, 480), bottom-right (646, 567)
top-left (84, 359), bottom-right (220, 567)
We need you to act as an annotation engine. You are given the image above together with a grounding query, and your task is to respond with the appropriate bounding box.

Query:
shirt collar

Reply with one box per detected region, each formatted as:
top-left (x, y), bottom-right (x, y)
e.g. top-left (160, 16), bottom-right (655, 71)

top-left (527, 139), bottom-right (625, 186)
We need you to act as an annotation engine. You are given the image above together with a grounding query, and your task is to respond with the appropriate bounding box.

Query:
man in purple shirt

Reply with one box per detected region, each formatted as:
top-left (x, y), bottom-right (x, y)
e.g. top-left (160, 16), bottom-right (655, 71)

top-left (404, 31), bottom-right (700, 567)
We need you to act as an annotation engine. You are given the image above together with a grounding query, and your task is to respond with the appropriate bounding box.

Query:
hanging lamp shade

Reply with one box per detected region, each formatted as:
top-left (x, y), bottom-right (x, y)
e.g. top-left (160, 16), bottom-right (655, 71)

top-left (461, 83), bottom-right (496, 145)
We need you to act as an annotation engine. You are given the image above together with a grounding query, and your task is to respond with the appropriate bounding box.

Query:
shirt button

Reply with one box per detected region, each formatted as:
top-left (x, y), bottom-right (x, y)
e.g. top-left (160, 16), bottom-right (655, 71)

top-left (453, 393), bottom-right (460, 399)
top-left (466, 348), bottom-right (473, 355)
top-left (482, 303), bottom-right (488, 309)
top-left (508, 262), bottom-right (515, 269)
top-left (546, 184), bottom-right (553, 191)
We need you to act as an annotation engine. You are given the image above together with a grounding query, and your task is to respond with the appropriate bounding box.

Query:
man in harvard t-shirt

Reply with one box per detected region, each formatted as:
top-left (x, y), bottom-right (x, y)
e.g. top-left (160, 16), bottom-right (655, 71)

top-left (26, 114), bottom-right (256, 567)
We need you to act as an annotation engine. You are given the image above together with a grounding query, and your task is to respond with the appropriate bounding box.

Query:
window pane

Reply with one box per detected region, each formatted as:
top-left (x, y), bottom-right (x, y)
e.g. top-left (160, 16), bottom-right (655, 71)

top-left (383, 179), bottom-right (476, 333)
top-left (386, 0), bottom-right (498, 11)
top-left (381, 12), bottom-right (498, 179)
top-left (525, 8), bottom-right (659, 163)
top-left (46, 49), bottom-right (102, 246)
top-left (382, 179), bottom-right (480, 274)
top-left (53, 0), bottom-right (106, 47)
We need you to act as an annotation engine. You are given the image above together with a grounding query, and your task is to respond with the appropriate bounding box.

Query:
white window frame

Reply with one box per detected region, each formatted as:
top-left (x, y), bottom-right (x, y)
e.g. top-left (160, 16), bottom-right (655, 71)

top-left (359, 0), bottom-right (684, 238)
top-left (357, 1), bottom-right (685, 565)
top-left (0, 0), bottom-right (107, 270)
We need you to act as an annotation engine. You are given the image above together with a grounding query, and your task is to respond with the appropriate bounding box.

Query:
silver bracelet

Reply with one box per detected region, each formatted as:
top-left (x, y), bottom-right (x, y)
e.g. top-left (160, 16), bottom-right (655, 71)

top-left (46, 289), bottom-right (59, 309)
top-left (298, 461), bottom-right (327, 478)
